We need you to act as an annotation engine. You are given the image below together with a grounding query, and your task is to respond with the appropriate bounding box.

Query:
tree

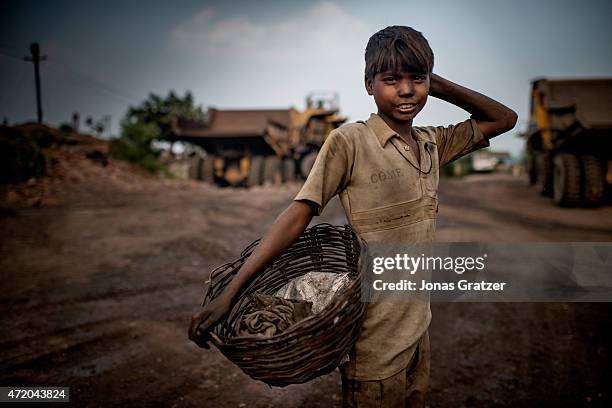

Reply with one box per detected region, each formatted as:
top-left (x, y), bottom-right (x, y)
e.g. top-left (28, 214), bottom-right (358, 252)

top-left (124, 90), bottom-right (206, 141)
top-left (110, 90), bottom-right (205, 172)
top-left (85, 115), bottom-right (109, 136)
top-left (110, 121), bottom-right (160, 172)
top-left (58, 122), bottom-right (75, 133)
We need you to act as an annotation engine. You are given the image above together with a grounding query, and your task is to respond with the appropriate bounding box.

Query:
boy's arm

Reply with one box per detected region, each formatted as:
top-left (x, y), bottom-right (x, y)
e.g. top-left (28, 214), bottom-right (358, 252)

top-left (429, 73), bottom-right (518, 139)
top-left (188, 200), bottom-right (315, 348)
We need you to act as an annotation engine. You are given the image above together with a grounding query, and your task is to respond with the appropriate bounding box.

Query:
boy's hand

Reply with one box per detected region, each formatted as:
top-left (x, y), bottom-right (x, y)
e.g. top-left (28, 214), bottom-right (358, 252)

top-left (426, 72), bottom-right (517, 139)
top-left (428, 73), bottom-right (443, 97)
top-left (188, 294), bottom-right (233, 349)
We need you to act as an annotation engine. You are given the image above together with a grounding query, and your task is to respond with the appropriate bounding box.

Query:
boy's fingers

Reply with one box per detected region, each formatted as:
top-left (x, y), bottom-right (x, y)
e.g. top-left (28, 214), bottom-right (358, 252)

top-left (188, 312), bottom-right (216, 347)
top-left (193, 335), bottom-right (208, 348)
top-left (194, 328), bottom-right (211, 349)
top-left (188, 319), bottom-right (198, 339)
top-left (188, 312), bottom-right (207, 339)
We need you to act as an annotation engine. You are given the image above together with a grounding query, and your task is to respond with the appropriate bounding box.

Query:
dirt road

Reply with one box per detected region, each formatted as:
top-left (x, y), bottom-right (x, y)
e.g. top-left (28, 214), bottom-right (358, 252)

top-left (1, 173), bottom-right (611, 407)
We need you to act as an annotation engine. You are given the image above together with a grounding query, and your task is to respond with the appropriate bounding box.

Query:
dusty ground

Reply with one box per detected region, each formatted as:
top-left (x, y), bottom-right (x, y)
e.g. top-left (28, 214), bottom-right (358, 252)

top-left (1, 168), bottom-right (611, 407)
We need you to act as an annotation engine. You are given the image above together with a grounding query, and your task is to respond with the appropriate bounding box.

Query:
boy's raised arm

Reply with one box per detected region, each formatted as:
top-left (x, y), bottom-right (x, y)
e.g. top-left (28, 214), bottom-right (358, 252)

top-left (188, 200), bottom-right (315, 348)
top-left (429, 73), bottom-right (518, 139)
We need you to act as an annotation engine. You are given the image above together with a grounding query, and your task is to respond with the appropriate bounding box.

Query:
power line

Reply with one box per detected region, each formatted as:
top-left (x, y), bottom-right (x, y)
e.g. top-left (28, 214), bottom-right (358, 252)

top-left (0, 44), bottom-right (25, 61)
top-left (45, 59), bottom-right (140, 104)
top-left (0, 50), bottom-right (25, 62)
top-left (2, 43), bottom-right (145, 125)
top-left (0, 67), bottom-right (28, 115)
top-left (4, 42), bottom-right (142, 106)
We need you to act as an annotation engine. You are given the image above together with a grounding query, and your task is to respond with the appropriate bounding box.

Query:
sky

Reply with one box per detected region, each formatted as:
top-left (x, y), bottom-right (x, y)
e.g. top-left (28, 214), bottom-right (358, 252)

top-left (1, 0), bottom-right (611, 157)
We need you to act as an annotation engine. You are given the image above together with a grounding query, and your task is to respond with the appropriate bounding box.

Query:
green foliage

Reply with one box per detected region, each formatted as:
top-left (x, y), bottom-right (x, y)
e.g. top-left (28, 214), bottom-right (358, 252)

top-left (110, 121), bottom-right (162, 173)
top-left (124, 90), bottom-right (206, 141)
top-left (110, 91), bottom-right (205, 173)
top-left (59, 122), bottom-right (76, 133)
top-left (441, 154), bottom-right (473, 177)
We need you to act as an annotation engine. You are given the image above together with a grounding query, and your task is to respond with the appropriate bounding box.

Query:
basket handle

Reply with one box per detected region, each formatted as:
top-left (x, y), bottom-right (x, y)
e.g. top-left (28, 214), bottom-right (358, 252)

top-left (209, 331), bottom-right (223, 346)
top-left (202, 259), bottom-right (245, 306)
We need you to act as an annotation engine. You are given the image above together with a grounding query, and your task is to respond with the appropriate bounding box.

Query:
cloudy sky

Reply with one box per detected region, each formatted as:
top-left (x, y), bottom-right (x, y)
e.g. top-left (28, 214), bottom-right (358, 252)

top-left (1, 0), bottom-right (611, 156)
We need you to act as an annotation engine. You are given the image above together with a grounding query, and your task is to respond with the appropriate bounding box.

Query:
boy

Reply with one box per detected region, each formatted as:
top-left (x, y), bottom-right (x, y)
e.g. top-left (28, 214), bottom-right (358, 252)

top-left (189, 26), bottom-right (517, 407)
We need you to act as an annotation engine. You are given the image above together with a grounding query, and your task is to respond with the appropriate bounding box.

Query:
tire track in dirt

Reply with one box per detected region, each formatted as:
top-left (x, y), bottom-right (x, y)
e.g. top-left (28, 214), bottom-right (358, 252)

top-left (438, 174), bottom-right (612, 239)
top-left (0, 285), bottom-right (203, 371)
top-left (0, 282), bottom-right (199, 312)
top-left (1, 328), bottom-right (132, 376)
top-left (441, 190), bottom-right (612, 238)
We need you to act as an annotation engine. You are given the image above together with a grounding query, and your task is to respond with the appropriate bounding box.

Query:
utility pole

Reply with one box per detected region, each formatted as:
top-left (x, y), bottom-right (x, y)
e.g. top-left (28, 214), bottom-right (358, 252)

top-left (24, 43), bottom-right (47, 124)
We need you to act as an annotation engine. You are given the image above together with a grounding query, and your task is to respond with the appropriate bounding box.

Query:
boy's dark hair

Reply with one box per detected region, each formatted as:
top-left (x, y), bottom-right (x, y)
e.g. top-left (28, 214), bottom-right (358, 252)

top-left (365, 26), bottom-right (434, 80)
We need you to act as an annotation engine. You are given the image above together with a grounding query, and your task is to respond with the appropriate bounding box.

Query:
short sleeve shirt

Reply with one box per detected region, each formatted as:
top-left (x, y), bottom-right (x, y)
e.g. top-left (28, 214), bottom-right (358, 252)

top-left (294, 113), bottom-right (489, 380)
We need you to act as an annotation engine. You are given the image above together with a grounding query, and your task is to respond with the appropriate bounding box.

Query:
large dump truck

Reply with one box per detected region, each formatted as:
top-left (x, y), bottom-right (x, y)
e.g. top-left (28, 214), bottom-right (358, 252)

top-left (170, 95), bottom-right (346, 187)
top-left (524, 78), bottom-right (612, 206)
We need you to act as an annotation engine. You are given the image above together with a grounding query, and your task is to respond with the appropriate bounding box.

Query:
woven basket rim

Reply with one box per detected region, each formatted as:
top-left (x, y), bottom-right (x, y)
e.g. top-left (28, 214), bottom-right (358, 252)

top-left (199, 223), bottom-right (368, 386)
top-left (205, 223), bottom-right (364, 340)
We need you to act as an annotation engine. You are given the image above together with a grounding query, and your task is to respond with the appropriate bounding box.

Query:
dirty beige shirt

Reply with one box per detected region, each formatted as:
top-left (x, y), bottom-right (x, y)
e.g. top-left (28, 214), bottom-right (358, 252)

top-left (294, 113), bottom-right (489, 380)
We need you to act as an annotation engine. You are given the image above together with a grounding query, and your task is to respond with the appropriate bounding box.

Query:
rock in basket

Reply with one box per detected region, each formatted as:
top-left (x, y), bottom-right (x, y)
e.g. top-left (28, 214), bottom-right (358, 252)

top-left (201, 223), bottom-right (367, 387)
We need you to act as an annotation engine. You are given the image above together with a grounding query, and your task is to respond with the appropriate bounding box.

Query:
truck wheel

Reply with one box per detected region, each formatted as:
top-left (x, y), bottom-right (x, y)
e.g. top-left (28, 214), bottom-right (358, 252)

top-left (553, 153), bottom-right (582, 206)
top-left (188, 157), bottom-right (201, 179)
top-left (527, 154), bottom-right (537, 186)
top-left (263, 156), bottom-right (281, 185)
top-left (581, 156), bottom-right (605, 207)
top-left (300, 151), bottom-right (318, 179)
top-left (536, 152), bottom-right (553, 196)
top-left (200, 157), bottom-right (215, 183)
top-left (282, 158), bottom-right (296, 182)
top-left (247, 156), bottom-right (264, 187)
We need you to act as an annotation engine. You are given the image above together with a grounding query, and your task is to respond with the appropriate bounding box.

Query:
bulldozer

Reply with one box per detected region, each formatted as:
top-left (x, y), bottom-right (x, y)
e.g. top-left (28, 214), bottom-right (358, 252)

top-left (171, 93), bottom-right (346, 187)
top-left (524, 78), bottom-right (612, 206)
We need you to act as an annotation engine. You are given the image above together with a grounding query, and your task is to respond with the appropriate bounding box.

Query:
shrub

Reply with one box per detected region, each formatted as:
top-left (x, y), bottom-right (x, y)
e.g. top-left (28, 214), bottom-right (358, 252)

top-left (109, 122), bottom-right (164, 173)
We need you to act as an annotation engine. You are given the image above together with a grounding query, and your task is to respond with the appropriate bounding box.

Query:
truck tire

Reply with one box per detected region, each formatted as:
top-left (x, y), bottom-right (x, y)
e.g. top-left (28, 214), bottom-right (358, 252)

top-left (553, 153), bottom-right (582, 206)
top-left (536, 152), bottom-right (553, 196)
top-left (282, 158), bottom-right (296, 182)
top-left (247, 156), bottom-right (264, 187)
top-left (200, 157), bottom-right (215, 183)
top-left (581, 155), bottom-right (605, 207)
top-left (188, 157), bottom-right (201, 179)
top-left (527, 154), bottom-right (537, 186)
top-left (300, 151), bottom-right (318, 179)
top-left (263, 156), bottom-right (281, 185)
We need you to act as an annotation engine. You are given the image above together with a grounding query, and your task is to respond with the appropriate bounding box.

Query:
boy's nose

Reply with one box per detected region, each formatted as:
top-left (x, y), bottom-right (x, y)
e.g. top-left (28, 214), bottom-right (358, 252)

top-left (398, 79), bottom-right (414, 96)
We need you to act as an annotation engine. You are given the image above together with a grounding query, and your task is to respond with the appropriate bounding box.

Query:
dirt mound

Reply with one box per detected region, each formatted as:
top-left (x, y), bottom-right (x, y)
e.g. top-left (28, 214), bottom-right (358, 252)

top-left (0, 123), bottom-right (160, 208)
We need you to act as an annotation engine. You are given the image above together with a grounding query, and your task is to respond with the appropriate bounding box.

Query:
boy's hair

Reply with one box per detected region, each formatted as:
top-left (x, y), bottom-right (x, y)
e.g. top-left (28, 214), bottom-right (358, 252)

top-left (365, 26), bottom-right (434, 81)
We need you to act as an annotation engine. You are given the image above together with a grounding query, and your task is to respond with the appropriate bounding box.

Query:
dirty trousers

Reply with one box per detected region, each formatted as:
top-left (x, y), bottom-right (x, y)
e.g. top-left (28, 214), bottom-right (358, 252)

top-left (340, 331), bottom-right (430, 408)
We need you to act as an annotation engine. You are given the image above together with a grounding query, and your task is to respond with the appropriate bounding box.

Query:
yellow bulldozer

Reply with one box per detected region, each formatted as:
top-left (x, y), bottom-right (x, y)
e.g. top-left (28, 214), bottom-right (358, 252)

top-left (171, 93), bottom-right (346, 187)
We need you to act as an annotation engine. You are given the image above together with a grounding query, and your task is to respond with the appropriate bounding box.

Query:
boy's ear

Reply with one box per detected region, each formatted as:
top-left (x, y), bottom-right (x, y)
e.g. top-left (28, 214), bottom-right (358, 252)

top-left (364, 77), bottom-right (374, 96)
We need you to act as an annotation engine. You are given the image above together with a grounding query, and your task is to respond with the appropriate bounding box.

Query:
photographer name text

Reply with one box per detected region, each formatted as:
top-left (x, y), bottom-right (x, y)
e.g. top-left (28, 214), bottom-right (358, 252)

top-left (372, 279), bottom-right (507, 291)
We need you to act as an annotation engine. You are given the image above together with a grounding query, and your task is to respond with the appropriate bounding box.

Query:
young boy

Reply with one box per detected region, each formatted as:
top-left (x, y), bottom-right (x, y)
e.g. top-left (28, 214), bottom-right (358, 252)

top-left (189, 26), bottom-right (517, 407)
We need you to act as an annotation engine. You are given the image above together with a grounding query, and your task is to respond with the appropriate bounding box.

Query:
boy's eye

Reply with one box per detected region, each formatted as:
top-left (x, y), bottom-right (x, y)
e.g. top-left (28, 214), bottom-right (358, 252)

top-left (383, 76), bottom-right (396, 83)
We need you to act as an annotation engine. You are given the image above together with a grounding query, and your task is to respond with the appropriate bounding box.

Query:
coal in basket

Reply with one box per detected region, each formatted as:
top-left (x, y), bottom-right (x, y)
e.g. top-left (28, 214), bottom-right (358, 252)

top-left (200, 223), bottom-right (367, 387)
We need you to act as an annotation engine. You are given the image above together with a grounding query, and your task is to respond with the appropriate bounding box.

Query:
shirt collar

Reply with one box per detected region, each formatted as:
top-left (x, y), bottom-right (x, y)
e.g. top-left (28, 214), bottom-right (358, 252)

top-left (365, 113), bottom-right (427, 147)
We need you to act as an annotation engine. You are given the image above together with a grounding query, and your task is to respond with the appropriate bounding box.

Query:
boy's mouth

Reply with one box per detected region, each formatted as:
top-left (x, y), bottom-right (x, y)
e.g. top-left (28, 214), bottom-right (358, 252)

top-left (395, 103), bottom-right (417, 113)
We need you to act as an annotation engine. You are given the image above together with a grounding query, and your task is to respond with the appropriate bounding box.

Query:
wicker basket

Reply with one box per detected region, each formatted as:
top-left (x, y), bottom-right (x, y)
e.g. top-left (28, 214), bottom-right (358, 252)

top-left (202, 223), bottom-right (367, 387)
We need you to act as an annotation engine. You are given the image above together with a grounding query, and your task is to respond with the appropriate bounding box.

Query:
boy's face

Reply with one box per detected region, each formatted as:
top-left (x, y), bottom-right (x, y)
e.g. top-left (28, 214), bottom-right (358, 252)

top-left (365, 71), bottom-right (430, 124)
